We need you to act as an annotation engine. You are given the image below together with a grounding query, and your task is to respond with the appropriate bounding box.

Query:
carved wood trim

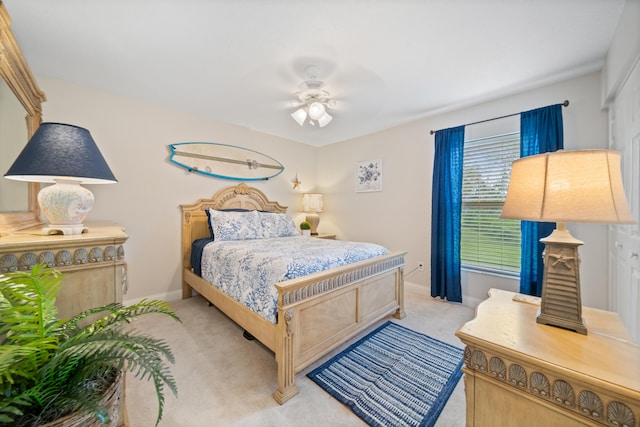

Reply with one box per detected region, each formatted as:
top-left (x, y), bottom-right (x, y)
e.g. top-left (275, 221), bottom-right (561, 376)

top-left (180, 183), bottom-right (288, 214)
top-left (276, 253), bottom-right (405, 307)
top-left (461, 345), bottom-right (638, 426)
top-left (0, 244), bottom-right (126, 273)
top-left (0, 3), bottom-right (46, 235)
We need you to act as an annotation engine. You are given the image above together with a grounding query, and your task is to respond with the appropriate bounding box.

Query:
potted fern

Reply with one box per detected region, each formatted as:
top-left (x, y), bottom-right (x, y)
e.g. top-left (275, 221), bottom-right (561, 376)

top-left (300, 221), bottom-right (311, 236)
top-left (0, 264), bottom-right (180, 426)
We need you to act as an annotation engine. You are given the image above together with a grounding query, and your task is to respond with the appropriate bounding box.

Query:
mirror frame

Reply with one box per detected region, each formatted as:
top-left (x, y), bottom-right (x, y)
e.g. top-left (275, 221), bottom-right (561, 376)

top-left (0, 3), bottom-right (46, 236)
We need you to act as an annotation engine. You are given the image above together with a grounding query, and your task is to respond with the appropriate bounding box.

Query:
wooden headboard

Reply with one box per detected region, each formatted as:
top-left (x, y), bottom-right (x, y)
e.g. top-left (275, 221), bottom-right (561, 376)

top-left (181, 183), bottom-right (288, 270)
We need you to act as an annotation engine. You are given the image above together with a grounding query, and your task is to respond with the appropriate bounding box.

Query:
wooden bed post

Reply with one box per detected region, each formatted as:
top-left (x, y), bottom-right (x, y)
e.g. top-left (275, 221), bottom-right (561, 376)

top-left (393, 265), bottom-right (406, 319)
top-left (273, 309), bottom-right (299, 404)
top-left (182, 210), bottom-right (194, 299)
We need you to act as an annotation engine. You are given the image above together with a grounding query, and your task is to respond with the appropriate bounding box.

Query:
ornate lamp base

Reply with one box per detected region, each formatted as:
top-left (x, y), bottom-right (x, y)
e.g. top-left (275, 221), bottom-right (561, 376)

top-left (40, 224), bottom-right (89, 235)
top-left (306, 213), bottom-right (320, 235)
top-left (537, 223), bottom-right (587, 335)
top-left (37, 179), bottom-right (94, 235)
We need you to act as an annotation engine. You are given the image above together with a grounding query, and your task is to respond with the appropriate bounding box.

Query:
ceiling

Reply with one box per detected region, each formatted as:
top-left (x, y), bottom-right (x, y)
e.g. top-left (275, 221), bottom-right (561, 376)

top-left (3, 0), bottom-right (626, 147)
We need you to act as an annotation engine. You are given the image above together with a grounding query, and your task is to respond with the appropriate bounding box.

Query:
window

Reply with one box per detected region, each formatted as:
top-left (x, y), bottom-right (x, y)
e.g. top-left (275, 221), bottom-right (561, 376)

top-left (461, 132), bottom-right (521, 275)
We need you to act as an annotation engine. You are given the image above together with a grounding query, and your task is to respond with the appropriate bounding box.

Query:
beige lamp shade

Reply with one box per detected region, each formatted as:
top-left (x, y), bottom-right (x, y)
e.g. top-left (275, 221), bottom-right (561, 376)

top-left (501, 150), bottom-right (634, 224)
top-left (302, 193), bottom-right (324, 212)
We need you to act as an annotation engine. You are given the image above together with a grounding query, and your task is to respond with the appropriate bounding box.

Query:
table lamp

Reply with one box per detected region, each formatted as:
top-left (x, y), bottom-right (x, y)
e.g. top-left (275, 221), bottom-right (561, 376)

top-left (302, 193), bottom-right (323, 235)
top-left (501, 150), bottom-right (635, 334)
top-left (4, 122), bottom-right (117, 235)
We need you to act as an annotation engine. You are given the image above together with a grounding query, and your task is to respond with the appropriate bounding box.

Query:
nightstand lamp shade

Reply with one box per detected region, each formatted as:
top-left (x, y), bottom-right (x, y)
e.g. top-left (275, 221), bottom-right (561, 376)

top-left (4, 122), bottom-right (117, 235)
top-left (302, 193), bottom-right (323, 235)
top-left (501, 150), bottom-right (635, 334)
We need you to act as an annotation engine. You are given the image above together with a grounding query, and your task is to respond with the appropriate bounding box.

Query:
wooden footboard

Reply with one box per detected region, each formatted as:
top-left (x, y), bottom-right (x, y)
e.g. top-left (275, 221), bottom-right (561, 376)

top-left (181, 184), bottom-right (406, 404)
top-left (183, 251), bottom-right (405, 404)
top-left (273, 251), bottom-right (405, 403)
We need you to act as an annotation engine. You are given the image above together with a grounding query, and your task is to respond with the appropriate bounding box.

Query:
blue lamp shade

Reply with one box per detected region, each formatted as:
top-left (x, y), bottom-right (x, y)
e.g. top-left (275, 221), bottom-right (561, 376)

top-left (4, 122), bottom-right (116, 183)
top-left (4, 122), bottom-right (116, 235)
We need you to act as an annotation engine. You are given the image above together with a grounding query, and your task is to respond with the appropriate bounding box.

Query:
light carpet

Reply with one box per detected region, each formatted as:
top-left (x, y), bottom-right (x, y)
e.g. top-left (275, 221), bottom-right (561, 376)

top-left (125, 282), bottom-right (475, 426)
top-left (307, 321), bottom-right (464, 427)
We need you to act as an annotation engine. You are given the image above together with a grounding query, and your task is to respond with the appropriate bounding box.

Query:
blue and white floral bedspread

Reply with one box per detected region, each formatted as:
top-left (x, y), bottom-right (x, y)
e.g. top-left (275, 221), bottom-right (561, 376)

top-left (200, 236), bottom-right (389, 324)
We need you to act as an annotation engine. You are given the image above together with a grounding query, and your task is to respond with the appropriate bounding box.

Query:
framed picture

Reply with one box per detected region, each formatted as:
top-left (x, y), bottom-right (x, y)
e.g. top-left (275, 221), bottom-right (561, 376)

top-left (355, 159), bottom-right (383, 192)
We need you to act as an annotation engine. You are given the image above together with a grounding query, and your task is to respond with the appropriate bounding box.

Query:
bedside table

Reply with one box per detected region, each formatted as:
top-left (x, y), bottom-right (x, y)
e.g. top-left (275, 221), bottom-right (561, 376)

top-left (456, 288), bottom-right (640, 427)
top-left (312, 233), bottom-right (336, 239)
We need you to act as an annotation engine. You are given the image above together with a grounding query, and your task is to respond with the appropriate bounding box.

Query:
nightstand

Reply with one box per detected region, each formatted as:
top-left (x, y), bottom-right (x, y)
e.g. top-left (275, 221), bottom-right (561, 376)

top-left (456, 288), bottom-right (640, 427)
top-left (312, 233), bottom-right (336, 240)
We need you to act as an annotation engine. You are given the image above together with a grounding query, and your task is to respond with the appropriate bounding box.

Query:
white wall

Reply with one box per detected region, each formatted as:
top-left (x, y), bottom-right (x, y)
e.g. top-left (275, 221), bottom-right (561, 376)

top-left (38, 76), bottom-right (318, 302)
top-left (37, 71), bottom-right (609, 310)
top-left (602, 0), bottom-right (640, 104)
top-left (317, 71), bottom-right (609, 309)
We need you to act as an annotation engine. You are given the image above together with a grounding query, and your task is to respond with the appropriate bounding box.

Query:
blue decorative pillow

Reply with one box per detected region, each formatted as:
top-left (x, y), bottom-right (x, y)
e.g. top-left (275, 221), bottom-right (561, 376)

top-left (205, 208), bottom-right (250, 239)
top-left (259, 212), bottom-right (298, 238)
top-left (207, 209), bottom-right (261, 241)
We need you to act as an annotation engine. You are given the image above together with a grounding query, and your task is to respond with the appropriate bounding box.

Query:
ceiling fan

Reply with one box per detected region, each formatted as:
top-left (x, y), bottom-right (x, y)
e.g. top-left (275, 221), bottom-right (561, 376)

top-left (291, 66), bottom-right (335, 128)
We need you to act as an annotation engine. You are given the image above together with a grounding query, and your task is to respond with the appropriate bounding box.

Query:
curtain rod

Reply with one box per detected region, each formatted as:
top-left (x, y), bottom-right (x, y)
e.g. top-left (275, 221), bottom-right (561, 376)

top-left (429, 100), bottom-right (569, 135)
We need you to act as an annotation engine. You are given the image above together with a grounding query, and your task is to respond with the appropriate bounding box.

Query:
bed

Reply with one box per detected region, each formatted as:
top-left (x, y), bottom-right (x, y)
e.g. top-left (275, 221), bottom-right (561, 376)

top-left (181, 183), bottom-right (406, 403)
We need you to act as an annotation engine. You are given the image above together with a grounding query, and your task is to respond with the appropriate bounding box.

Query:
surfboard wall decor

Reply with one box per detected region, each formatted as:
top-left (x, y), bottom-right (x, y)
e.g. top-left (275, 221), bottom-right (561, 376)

top-left (168, 142), bottom-right (285, 181)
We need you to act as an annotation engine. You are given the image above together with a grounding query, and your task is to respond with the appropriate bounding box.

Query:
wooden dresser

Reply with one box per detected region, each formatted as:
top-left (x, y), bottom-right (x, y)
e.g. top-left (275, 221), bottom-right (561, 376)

top-left (0, 221), bottom-right (128, 318)
top-left (0, 221), bottom-right (130, 425)
top-left (456, 288), bottom-right (640, 427)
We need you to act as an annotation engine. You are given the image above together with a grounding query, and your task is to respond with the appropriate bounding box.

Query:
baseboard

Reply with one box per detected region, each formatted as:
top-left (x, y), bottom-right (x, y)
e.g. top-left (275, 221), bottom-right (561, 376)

top-left (123, 288), bottom-right (183, 306)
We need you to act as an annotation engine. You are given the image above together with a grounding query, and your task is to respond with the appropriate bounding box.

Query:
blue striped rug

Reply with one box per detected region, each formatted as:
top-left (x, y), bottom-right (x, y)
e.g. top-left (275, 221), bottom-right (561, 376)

top-left (307, 321), bottom-right (464, 427)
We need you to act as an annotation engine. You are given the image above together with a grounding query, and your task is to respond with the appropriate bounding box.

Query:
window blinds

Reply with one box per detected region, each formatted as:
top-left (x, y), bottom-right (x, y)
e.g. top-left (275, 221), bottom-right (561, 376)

top-left (461, 132), bottom-right (521, 274)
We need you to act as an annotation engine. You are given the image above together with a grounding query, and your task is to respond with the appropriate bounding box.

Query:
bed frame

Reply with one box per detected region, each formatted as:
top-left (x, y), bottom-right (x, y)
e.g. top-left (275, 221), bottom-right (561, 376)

top-left (181, 183), bottom-right (406, 403)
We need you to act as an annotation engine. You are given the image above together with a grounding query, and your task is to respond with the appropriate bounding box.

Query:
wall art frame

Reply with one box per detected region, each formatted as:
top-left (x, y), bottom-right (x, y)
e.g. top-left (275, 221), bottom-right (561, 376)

top-left (355, 159), bottom-right (383, 192)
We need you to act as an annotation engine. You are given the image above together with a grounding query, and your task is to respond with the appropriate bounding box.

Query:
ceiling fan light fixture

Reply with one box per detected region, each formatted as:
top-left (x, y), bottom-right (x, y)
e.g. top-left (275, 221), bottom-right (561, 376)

top-left (318, 112), bottom-right (332, 127)
top-left (291, 108), bottom-right (307, 126)
top-left (307, 102), bottom-right (326, 120)
top-left (290, 70), bottom-right (334, 128)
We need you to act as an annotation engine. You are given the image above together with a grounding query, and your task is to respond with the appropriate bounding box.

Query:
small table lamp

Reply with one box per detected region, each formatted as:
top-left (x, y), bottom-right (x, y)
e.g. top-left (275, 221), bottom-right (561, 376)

top-left (501, 150), bottom-right (635, 334)
top-left (302, 193), bottom-right (323, 235)
top-left (4, 122), bottom-right (117, 235)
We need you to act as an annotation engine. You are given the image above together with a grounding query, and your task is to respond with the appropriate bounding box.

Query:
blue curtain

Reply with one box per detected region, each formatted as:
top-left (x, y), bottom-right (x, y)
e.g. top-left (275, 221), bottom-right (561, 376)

top-left (431, 126), bottom-right (465, 303)
top-left (519, 104), bottom-right (564, 296)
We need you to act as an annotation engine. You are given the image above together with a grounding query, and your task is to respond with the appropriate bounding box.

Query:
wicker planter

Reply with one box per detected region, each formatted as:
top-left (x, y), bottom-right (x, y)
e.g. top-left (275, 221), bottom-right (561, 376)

top-left (39, 373), bottom-right (123, 427)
